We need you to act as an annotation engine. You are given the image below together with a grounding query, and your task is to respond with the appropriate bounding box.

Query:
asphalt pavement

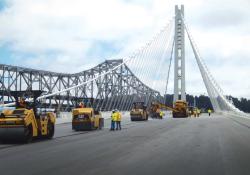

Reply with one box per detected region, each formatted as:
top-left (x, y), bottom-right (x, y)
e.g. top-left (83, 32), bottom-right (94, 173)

top-left (0, 114), bottom-right (249, 175)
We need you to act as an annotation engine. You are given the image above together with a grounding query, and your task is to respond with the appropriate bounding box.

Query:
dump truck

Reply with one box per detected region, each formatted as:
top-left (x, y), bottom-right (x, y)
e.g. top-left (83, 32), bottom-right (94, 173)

top-left (172, 100), bottom-right (188, 118)
top-left (0, 91), bottom-right (56, 143)
top-left (72, 108), bottom-right (104, 131)
top-left (130, 102), bottom-right (148, 121)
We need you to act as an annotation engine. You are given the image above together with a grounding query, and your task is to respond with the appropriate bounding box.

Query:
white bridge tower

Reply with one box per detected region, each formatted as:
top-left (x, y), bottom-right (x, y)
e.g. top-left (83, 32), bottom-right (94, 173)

top-left (173, 5), bottom-right (186, 103)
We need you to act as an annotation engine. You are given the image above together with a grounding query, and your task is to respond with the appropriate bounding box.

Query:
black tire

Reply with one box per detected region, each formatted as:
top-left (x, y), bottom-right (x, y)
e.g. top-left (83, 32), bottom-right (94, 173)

top-left (46, 121), bottom-right (55, 139)
top-left (24, 125), bottom-right (33, 143)
top-left (89, 122), bottom-right (94, 130)
top-left (99, 119), bottom-right (104, 130)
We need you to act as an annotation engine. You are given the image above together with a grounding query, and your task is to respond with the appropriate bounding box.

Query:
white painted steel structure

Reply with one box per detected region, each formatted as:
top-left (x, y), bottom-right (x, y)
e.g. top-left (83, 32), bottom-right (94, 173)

top-left (173, 5), bottom-right (186, 103)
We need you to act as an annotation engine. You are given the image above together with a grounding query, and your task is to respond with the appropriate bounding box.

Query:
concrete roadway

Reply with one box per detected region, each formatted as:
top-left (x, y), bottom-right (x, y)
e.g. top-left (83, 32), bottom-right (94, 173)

top-left (0, 114), bottom-right (250, 175)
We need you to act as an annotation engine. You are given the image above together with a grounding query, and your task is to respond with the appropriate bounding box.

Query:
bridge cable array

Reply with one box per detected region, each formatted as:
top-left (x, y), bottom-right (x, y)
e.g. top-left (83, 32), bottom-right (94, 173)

top-left (182, 15), bottom-right (249, 119)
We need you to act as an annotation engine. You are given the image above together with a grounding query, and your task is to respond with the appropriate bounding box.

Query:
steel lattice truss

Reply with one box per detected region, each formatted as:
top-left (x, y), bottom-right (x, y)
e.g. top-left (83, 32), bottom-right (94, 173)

top-left (0, 59), bottom-right (161, 111)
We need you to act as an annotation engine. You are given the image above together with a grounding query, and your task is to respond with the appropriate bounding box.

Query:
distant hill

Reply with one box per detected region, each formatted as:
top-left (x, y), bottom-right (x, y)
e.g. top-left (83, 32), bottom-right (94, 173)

top-left (164, 94), bottom-right (250, 113)
top-left (227, 95), bottom-right (250, 113)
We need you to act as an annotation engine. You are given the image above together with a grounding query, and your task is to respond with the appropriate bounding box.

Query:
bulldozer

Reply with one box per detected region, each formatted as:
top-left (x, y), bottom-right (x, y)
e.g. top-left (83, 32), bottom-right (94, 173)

top-left (72, 98), bottom-right (104, 131)
top-left (0, 91), bottom-right (56, 143)
top-left (130, 102), bottom-right (148, 121)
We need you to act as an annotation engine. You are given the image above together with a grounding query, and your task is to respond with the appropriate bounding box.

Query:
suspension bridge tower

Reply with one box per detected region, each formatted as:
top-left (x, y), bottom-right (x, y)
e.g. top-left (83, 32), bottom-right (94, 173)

top-left (173, 5), bottom-right (186, 103)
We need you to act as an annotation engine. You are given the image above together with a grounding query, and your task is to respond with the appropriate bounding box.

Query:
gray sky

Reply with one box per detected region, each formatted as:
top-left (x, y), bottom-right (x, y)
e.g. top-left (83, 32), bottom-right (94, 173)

top-left (0, 0), bottom-right (249, 98)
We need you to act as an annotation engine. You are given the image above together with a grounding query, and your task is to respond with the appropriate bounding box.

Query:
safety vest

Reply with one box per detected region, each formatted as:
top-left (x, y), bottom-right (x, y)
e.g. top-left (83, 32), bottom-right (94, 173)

top-left (160, 111), bottom-right (164, 117)
top-left (208, 109), bottom-right (212, 113)
top-left (116, 112), bottom-right (122, 121)
top-left (111, 113), bottom-right (117, 121)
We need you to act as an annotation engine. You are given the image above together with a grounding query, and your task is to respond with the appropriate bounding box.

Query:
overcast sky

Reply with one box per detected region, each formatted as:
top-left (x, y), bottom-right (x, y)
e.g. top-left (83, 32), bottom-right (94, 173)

top-left (0, 0), bottom-right (249, 98)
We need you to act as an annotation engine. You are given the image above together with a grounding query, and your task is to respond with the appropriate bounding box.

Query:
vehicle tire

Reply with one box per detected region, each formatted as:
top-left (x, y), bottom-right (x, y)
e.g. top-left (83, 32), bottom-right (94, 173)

top-left (47, 121), bottom-right (55, 139)
top-left (99, 119), bottom-right (104, 130)
top-left (90, 122), bottom-right (95, 130)
top-left (24, 125), bottom-right (33, 143)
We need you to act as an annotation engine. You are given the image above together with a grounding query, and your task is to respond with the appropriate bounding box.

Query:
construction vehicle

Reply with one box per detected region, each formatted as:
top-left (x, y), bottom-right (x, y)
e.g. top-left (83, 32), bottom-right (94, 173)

top-left (172, 100), bottom-right (188, 118)
top-left (130, 102), bottom-right (148, 121)
top-left (150, 102), bottom-right (161, 119)
top-left (150, 101), bottom-right (188, 118)
top-left (72, 98), bottom-right (104, 131)
top-left (0, 91), bottom-right (56, 143)
top-left (150, 102), bottom-right (171, 119)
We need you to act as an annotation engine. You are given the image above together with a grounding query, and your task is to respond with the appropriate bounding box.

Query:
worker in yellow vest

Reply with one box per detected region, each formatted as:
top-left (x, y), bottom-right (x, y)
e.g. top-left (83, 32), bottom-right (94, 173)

top-left (159, 111), bottom-right (164, 119)
top-left (116, 110), bottom-right (122, 130)
top-left (193, 109), bottom-right (197, 117)
top-left (110, 110), bottom-right (117, 131)
top-left (197, 109), bottom-right (201, 117)
top-left (208, 109), bottom-right (212, 116)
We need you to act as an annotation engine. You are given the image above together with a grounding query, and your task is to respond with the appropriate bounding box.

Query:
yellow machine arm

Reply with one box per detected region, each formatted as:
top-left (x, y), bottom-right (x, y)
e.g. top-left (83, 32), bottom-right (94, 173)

top-left (157, 103), bottom-right (179, 113)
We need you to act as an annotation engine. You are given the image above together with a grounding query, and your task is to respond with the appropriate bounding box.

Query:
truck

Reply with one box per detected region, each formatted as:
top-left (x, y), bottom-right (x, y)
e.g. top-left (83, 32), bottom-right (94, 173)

top-left (130, 102), bottom-right (148, 121)
top-left (0, 91), bottom-right (56, 143)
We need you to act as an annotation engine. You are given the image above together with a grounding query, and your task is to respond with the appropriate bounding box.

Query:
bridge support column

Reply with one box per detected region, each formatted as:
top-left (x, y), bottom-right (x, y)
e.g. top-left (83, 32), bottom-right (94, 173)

top-left (173, 5), bottom-right (186, 103)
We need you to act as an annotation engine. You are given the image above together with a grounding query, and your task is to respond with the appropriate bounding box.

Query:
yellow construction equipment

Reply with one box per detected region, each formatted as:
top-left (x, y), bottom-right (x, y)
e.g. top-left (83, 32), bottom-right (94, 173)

top-left (72, 108), bottom-right (104, 131)
top-left (0, 91), bottom-right (56, 143)
top-left (130, 102), bottom-right (148, 121)
top-left (150, 100), bottom-right (188, 118)
top-left (150, 102), bottom-right (162, 119)
top-left (172, 100), bottom-right (188, 118)
top-left (150, 102), bottom-right (174, 119)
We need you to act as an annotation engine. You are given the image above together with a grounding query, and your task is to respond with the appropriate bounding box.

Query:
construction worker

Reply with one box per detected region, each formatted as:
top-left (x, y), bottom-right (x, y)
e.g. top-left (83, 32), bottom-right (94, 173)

top-left (159, 111), bottom-right (164, 119)
top-left (197, 109), bottom-right (201, 117)
top-left (116, 110), bottom-right (122, 130)
top-left (18, 98), bottom-right (26, 108)
top-left (188, 110), bottom-right (192, 117)
top-left (193, 109), bottom-right (197, 118)
top-left (110, 110), bottom-right (117, 131)
top-left (208, 109), bottom-right (212, 116)
top-left (79, 102), bottom-right (84, 108)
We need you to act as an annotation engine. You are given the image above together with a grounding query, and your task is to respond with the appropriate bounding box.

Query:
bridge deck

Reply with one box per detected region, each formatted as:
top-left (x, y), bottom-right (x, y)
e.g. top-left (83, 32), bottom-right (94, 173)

top-left (0, 114), bottom-right (250, 175)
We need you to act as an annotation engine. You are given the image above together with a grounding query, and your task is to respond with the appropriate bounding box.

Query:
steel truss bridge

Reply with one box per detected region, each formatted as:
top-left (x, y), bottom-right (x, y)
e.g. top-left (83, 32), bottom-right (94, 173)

top-left (0, 59), bottom-right (161, 111)
top-left (0, 5), bottom-right (249, 119)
